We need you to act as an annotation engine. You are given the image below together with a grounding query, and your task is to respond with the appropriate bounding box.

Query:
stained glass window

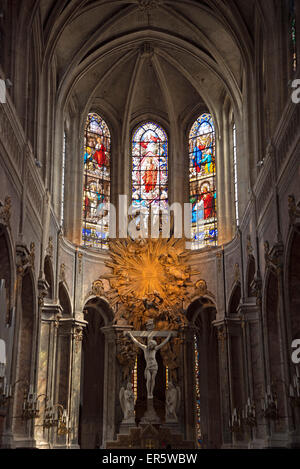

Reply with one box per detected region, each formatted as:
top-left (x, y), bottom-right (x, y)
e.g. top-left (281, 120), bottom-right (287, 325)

top-left (189, 113), bottom-right (217, 249)
top-left (233, 123), bottom-right (239, 226)
top-left (194, 334), bottom-right (202, 448)
top-left (132, 122), bottom-right (168, 231)
top-left (82, 113), bottom-right (110, 249)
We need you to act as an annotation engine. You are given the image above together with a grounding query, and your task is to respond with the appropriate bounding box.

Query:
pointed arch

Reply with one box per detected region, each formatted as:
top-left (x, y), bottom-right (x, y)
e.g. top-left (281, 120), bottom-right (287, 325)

top-left (82, 112), bottom-right (111, 249)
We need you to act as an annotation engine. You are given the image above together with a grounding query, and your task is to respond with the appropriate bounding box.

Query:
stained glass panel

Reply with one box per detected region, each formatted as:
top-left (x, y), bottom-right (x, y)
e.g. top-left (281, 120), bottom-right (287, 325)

top-left (82, 113), bottom-right (110, 249)
top-left (189, 113), bottom-right (217, 249)
top-left (132, 122), bottom-right (168, 230)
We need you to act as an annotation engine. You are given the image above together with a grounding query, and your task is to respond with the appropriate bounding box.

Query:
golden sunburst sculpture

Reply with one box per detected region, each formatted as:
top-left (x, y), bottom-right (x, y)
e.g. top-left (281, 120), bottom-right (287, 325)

top-left (105, 237), bottom-right (194, 330)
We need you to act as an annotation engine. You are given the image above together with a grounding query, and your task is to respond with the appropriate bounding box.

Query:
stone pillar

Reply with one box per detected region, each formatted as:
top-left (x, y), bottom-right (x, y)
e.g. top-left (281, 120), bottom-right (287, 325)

top-left (68, 319), bottom-right (86, 449)
top-left (101, 325), bottom-right (126, 447)
top-left (238, 300), bottom-right (268, 447)
top-left (213, 320), bottom-right (232, 448)
top-left (34, 302), bottom-right (62, 449)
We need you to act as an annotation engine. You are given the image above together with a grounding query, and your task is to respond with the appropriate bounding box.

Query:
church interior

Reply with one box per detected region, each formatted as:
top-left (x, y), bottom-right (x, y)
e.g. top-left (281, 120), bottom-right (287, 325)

top-left (0, 0), bottom-right (300, 450)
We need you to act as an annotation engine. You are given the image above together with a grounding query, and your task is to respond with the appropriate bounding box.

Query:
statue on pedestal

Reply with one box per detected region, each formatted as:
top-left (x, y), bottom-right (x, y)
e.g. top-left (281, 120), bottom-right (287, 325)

top-left (119, 382), bottom-right (135, 423)
top-left (165, 381), bottom-right (181, 423)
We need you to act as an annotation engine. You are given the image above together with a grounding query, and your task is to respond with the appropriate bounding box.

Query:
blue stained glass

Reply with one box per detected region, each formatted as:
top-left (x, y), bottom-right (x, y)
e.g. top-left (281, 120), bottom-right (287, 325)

top-left (189, 113), bottom-right (217, 250)
top-left (82, 113), bottom-right (111, 249)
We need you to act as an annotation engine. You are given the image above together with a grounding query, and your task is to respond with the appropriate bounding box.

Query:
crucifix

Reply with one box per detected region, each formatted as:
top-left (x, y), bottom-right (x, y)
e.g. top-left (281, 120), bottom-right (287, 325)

top-left (124, 319), bottom-right (177, 400)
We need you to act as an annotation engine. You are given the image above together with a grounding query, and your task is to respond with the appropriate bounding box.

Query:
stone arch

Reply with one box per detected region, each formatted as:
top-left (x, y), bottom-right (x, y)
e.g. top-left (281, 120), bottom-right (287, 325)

top-left (79, 297), bottom-right (111, 449)
top-left (187, 297), bottom-right (221, 449)
top-left (44, 256), bottom-right (54, 300)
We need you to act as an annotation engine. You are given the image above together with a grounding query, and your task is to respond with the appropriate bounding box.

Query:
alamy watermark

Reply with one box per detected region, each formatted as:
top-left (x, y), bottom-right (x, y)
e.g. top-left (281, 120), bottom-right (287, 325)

top-left (0, 79), bottom-right (6, 103)
top-left (291, 339), bottom-right (300, 364)
top-left (93, 195), bottom-right (196, 247)
top-left (291, 79), bottom-right (300, 104)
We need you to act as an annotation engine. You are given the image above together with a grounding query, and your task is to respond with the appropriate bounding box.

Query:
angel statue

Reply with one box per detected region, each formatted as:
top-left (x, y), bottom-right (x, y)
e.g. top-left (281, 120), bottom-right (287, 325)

top-left (119, 382), bottom-right (135, 423)
top-left (165, 381), bottom-right (181, 423)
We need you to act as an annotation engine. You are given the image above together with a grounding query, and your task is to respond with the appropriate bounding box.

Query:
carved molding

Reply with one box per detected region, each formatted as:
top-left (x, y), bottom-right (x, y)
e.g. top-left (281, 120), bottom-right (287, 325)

top-left (195, 279), bottom-right (215, 299)
top-left (137, 0), bottom-right (162, 12)
top-left (0, 196), bottom-right (12, 229)
top-left (16, 242), bottom-right (35, 278)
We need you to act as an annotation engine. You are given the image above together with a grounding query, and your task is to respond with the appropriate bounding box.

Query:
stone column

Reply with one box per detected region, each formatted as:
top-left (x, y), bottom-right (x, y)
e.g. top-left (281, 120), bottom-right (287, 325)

top-left (34, 302), bottom-right (62, 449)
top-left (101, 325), bottom-right (121, 447)
top-left (237, 300), bottom-right (268, 447)
top-left (68, 320), bottom-right (86, 449)
top-left (213, 320), bottom-right (232, 448)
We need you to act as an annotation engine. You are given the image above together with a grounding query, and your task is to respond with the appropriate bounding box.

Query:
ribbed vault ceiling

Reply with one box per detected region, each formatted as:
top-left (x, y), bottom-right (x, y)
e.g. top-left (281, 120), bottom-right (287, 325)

top-left (24, 0), bottom-right (266, 123)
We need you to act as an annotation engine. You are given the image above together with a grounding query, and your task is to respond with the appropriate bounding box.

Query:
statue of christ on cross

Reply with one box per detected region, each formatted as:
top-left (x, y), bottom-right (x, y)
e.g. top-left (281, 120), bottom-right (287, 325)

top-left (124, 320), bottom-right (176, 400)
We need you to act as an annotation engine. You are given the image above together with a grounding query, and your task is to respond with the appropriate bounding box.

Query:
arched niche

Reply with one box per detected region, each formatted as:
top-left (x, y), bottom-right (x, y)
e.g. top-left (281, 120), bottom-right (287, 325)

top-left (246, 255), bottom-right (256, 298)
top-left (79, 297), bottom-right (111, 449)
top-left (44, 256), bottom-right (54, 300)
top-left (14, 268), bottom-right (36, 438)
top-left (187, 297), bottom-right (222, 449)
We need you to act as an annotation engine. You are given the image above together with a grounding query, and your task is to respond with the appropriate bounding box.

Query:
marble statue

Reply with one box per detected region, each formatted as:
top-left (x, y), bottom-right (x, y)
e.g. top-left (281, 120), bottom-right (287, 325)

top-left (119, 382), bottom-right (135, 422)
top-left (125, 330), bottom-right (173, 399)
top-left (165, 381), bottom-right (181, 422)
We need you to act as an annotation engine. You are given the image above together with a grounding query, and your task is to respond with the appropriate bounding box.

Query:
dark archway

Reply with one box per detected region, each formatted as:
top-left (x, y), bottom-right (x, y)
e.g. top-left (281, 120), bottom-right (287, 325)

top-left (14, 268), bottom-right (35, 438)
top-left (187, 297), bottom-right (222, 449)
top-left (79, 298), bottom-right (107, 449)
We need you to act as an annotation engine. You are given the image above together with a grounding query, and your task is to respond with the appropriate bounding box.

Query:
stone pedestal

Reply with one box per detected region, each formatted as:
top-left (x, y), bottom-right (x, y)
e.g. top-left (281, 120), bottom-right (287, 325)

top-left (140, 399), bottom-right (161, 425)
